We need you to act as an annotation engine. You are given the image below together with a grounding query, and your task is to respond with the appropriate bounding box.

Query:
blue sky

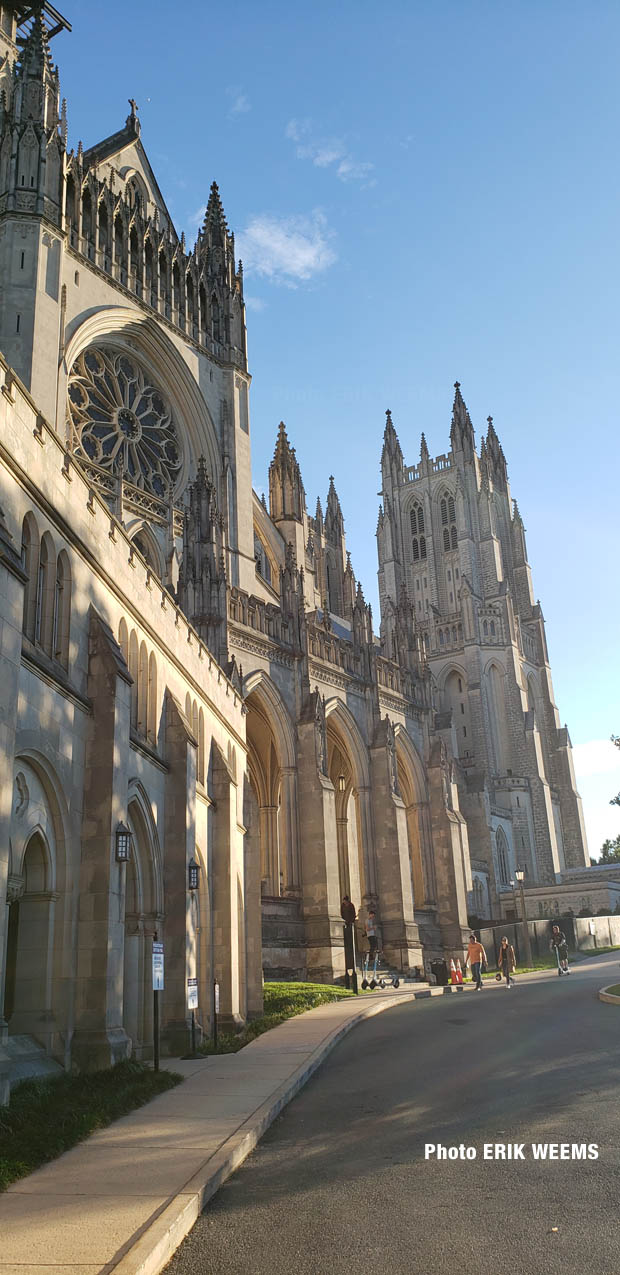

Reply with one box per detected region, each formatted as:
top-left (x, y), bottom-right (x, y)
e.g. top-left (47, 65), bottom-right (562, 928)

top-left (57, 0), bottom-right (620, 854)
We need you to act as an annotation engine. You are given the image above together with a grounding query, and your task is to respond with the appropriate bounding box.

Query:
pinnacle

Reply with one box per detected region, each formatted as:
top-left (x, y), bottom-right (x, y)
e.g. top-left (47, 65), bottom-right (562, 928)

top-left (18, 6), bottom-right (55, 80)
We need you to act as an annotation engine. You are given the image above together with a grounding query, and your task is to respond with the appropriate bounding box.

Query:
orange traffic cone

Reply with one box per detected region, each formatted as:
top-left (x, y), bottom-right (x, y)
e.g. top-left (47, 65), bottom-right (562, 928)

top-left (450, 959), bottom-right (457, 985)
top-left (456, 959), bottom-right (463, 985)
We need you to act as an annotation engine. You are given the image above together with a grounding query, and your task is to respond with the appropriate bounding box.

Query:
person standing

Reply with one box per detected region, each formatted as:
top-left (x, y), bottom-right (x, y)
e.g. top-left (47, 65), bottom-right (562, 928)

top-left (466, 933), bottom-right (487, 990)
top-left (340, 895), bottom-right (356, 925)
top-left (365, 909), bottom-right (378, 963)
top-left (550, 924), bottom-right (571, 973)
top-left (497, 935), bottom-right (516, 987)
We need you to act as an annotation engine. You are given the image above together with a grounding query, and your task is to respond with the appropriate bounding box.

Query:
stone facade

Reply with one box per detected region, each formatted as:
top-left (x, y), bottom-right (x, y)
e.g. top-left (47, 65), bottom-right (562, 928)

top-left (377, 392), bottom-right (588, 919)
top-left (0, 7), bottom-right (586, 1099)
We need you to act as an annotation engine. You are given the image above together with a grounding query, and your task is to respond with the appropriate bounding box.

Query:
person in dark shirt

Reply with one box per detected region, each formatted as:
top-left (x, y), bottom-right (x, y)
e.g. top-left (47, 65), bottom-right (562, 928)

top-left (550, 924), bottom-right (570, 973)
top-left (497, 936), bottom-right (516, 988)
top-left (340, 895), bottom-right (356, 924)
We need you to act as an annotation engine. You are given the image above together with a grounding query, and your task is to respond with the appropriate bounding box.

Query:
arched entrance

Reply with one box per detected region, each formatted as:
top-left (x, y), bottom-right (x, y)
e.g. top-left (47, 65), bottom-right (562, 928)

top-left (4, 758), bottom-right (68, 1056)
top-left (122, 792), bottom-right (161, 1059)
top-left (395, 725), bottom-right (436, 911)
top-left (324, 700), bottom-right (374, 910)
top-left (5, 831), bottom-right (55, 1046)
top-left (243, 672), bottom-right (299, 899)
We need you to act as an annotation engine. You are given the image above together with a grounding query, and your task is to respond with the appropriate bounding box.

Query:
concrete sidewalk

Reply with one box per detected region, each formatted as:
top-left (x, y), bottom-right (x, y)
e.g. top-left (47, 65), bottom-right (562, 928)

top-left (0, 981), bottom-right (476, 1275)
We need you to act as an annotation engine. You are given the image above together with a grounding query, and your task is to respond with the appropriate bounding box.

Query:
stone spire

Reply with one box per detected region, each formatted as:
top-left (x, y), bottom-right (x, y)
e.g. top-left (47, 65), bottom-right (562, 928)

top-left (268, 421), bottom-right (305, 523)
top-left (2, 2), bottom-right (64, 219)
top-left (381, 408), bottom-right (404, 491)
top-left (324, 475), bottom-right (344, 544)
top-left (420, 432), bottom-right (430, 462)
top-left (343, 550), bottom-right (356, 620)
top-left (450, 381), bottom-right (475, 457)
top-left (485, 415), bottom-right (508, 488)
top-left (176, 457), bottom-right (227, 665)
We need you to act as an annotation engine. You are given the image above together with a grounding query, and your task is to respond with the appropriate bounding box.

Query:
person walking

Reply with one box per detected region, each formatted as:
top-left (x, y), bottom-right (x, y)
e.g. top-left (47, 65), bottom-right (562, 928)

top-left (497, 935), bottom-right (516, 987)
top-left (550, 924), bottom-right (571, 974)
top-left (466, 933), bottom-right (487, 990)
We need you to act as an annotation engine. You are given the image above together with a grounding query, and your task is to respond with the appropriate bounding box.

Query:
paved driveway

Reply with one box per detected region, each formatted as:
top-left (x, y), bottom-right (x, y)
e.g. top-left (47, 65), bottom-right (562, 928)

top-left (166, 953), bottom-right (620, 1275)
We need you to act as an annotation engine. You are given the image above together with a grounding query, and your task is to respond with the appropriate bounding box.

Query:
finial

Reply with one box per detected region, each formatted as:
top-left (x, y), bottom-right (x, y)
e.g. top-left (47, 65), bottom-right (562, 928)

top-left (386, 408), bottom-right (392, 419)
top-left (128, 98), bottom-right (138, 118)
top-left (454, 381), bottom-right (460, 390)
top-left (487, 415), bottom-right (493, 427)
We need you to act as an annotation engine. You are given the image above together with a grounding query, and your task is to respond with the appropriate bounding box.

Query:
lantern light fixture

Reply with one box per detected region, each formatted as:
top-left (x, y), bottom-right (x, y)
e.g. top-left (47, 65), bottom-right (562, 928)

top-left (115, 821), bottom-right (132, 863)
top-left (338, 773), bottom-right (346, 793)
top-left (188, 858), bottom-right (201, 891)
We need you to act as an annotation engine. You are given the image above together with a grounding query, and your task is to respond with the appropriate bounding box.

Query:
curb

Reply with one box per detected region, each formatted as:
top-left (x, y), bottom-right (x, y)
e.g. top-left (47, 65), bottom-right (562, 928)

top-left (109, 989), bottom-right (420, 1275)
top-left (598, 984), bottom-right (620, 1004)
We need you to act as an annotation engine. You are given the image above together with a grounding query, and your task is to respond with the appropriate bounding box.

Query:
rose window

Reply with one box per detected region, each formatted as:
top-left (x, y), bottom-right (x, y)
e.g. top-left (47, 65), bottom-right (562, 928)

top-left (67, 346), bottom-right (182, 499)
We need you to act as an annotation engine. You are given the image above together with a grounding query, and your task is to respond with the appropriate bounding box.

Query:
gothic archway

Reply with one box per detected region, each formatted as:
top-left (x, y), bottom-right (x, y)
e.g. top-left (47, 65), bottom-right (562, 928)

top-left (324, 699), bottom-right (373, 908)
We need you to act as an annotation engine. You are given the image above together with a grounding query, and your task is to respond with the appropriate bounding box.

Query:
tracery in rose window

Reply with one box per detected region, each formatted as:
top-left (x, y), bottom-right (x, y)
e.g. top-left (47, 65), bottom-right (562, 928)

top-left (67, 346), bottom-right (183, 499)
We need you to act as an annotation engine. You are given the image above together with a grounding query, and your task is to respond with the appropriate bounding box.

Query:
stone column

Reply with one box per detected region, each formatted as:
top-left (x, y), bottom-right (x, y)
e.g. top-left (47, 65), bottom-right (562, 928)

top-left (280, 766), bottom-right (301, 893)
top-left (356, 785), bottom-right (377, 901)
top-left (72, 609), bottom-right (132, 1071)
top-left (260, 805), bottom-right (279, 896)
top-left (160, 691), bottom-right (197, 1056)
top-left (297, 698), bottom-right (342, 982)
top-left (211, 741), bottom-right (245, 1029)
top-left (370, 725), bottom-right (421, 969)
top-left (0, 510), bottom-right (27, 1102)
top-left (427, 739), bottom-right (471, 957)
top-left (243, 776), bottom-right (263, 1018)
top-left (336, 815), bottom-right (349, 898)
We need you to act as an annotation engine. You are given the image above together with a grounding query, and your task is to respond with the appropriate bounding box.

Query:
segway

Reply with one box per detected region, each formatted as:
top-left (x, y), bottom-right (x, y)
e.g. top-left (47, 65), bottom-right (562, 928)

top-left (553, 944), bottom-right (568, 976)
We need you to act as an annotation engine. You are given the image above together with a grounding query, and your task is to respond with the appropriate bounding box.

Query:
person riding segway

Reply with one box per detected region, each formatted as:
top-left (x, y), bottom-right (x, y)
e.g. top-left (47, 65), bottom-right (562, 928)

top-left (550, 923), bottom-right (570, 975)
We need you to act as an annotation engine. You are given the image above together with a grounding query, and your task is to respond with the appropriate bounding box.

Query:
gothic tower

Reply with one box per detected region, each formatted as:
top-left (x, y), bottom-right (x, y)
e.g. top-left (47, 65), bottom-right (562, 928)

top-left (376, 386), bottom-right (588, 912)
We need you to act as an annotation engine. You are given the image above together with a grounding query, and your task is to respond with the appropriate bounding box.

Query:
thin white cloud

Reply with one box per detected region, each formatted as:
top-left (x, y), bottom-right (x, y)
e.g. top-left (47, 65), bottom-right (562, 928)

top-left (188, 204), bottom-right (206, 230)
top-left (285, 118), bottom-right (375, 186)
top-left (245, 296), bottom-right (266, 312)
top-left (237, 211), bottom-right (336, 286)
top-left (572, 738), bottom-right (620, 779)
top-left (227, 86), bottom-right (251, 120)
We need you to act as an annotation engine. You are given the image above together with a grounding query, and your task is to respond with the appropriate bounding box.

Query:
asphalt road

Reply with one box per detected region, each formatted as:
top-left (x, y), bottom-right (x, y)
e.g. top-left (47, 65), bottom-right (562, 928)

top-left (165, 953), bottom-right (620, 1275)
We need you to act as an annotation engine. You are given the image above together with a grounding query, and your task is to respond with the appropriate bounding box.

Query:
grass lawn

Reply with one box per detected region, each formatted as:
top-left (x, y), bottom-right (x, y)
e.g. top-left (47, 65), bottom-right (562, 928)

top-left (0, 1059), bottom-right (181, 1193)
top-left (603, 984), bottom-right (620, 996)
top-left (199, 980), bottom-right (359, 1056)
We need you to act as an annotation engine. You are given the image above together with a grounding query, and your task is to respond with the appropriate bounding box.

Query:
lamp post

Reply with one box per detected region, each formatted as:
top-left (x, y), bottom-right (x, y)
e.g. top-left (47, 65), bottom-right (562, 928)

top-left (515, 869), bottom-right (532, 967)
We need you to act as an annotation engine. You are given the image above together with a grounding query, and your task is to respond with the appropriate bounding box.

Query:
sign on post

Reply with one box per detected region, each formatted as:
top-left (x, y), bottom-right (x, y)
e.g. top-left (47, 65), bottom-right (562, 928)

top-left (187, 977), bottom-right (198, 1010)
top-left (152, 941), bottom-right (164, 990)
top-left (214, 981), bottom-right (220, 1013)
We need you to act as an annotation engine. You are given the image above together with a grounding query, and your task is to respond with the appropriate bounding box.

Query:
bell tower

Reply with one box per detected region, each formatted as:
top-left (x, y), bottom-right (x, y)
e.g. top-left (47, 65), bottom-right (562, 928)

top-left (0, 3), bottom-right (70, 418)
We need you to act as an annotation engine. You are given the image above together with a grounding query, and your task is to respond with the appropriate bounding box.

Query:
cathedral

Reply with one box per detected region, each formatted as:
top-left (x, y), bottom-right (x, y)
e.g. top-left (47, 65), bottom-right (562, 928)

top-left (0, 3), bottom-right (588, 1097)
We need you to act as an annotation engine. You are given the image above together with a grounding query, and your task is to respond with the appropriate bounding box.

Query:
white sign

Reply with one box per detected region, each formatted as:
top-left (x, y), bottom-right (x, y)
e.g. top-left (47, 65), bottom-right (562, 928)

top-left (214, 981), bottom-right (220, 1013)
top-left (152, 941), bottom-right (164, 991)
top-left (187, 977), bottom-right (198, 1010)
top-left (589, 920), bottom-right (596, 935)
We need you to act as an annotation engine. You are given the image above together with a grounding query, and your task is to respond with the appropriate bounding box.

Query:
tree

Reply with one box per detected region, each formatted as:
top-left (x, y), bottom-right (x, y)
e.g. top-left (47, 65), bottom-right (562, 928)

top-left (599, 835), bottom-right (620, 864)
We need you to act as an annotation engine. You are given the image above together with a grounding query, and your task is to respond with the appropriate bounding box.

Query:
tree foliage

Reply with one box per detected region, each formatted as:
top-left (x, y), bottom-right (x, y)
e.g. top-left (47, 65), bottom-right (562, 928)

top-left (599, 835), bottom-right (620, 863)
top-left (611, 735), bottom-right (620, 808)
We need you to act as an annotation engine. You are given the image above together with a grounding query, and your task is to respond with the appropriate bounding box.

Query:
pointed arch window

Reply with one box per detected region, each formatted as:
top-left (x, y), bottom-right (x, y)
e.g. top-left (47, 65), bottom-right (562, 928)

top-left (440, 490), bottom-right (457, 554)
top-left (21, 513), bottom-right (40, 641)
top-left (496, 827), bottom-right (510, 886)
top-left (52, 551), bottom-right (71, 668)
top-left (410, 502), bottom-right (427, 562)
